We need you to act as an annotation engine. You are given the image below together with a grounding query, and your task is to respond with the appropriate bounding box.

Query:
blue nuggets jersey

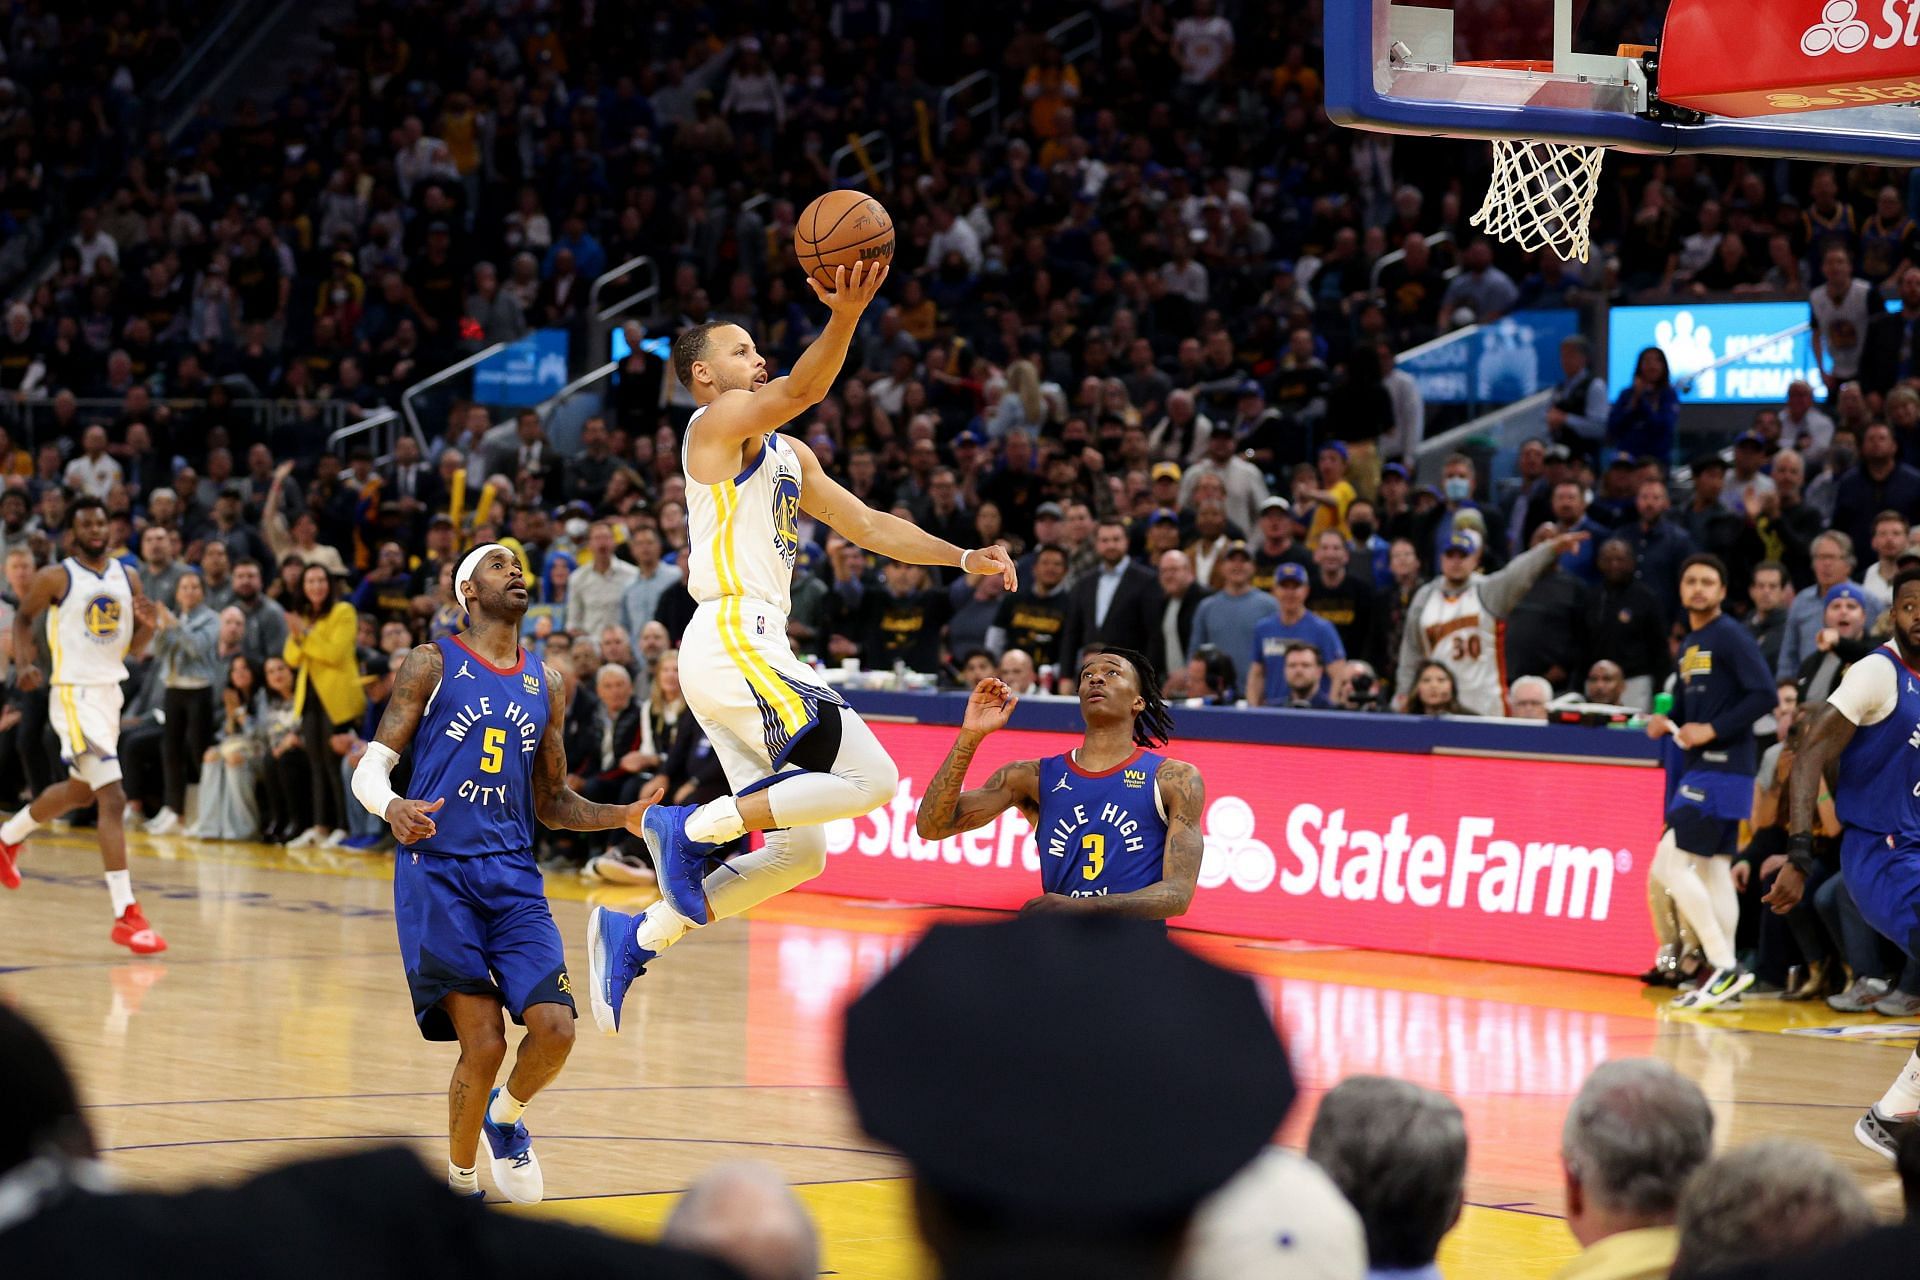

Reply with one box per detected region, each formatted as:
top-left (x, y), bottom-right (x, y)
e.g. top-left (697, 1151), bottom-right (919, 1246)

top-left (1037, 749), bottom-right (1169, 898)
top-left (405, 636), bottom-right (550, 857)
top-left (1836, 648), bottom-right (1920, 842)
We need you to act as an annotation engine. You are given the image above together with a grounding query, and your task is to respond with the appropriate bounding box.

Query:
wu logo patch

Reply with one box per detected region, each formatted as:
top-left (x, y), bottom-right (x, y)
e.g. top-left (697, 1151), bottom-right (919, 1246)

top-left (522, 672), bottom-right (541, 695)
top-left (454, 661), bottom-right (475, 680)
top-left (1123, 768), bottom-right (1148, 789)
top-left (1052, 774), bottom-right (1073, 793)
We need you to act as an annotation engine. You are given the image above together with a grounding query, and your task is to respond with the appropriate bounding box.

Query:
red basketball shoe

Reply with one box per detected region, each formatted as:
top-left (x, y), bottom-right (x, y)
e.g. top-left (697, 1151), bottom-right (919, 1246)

top-left (0, 837), bottom-right (19, 890)
top-left (111, 904), bottom-right (168, 955)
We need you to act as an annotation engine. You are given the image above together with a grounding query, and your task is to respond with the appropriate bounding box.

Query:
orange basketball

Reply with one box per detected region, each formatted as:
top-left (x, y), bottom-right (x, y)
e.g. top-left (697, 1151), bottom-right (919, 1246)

top-left (795, 190), bottom-right (895, 290)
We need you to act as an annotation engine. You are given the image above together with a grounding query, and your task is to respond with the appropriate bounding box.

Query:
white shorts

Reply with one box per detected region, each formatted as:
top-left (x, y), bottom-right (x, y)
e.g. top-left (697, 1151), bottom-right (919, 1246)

top-left (51, 682), bottom-right (124, 788)
top-left (678, 598), bottom-right (847, 790)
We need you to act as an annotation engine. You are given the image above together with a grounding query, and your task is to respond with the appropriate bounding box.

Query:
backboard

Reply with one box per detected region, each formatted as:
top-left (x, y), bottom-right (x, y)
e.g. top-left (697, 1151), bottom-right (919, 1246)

top-left (1327, 0), bottom-right (1920, 163)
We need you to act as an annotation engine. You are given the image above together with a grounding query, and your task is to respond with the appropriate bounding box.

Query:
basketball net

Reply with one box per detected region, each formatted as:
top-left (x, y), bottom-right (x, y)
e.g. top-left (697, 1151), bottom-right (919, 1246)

top-left (1470, 137), bottom-right (1606, 263)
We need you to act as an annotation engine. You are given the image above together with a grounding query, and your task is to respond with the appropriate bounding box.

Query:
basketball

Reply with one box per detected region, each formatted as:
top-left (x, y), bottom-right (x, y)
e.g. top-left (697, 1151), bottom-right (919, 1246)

top-left (795, 190), bottom-right (894, 290)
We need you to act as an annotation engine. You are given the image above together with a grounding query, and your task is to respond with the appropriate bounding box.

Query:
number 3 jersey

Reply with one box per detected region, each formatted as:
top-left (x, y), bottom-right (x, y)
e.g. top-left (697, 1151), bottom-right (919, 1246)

top-left (404, 636), bottom-right (550, 857)
top-left (1036, 749), bottom-right (1170, 897)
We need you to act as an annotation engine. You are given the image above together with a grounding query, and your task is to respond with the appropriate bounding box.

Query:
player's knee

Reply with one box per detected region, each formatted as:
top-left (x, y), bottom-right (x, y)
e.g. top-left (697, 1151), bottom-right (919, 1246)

top-left (461, 1026), bottom-right (510, 1072)
top-left (860, 752), bottom-right (900, 805)
top-left (785, 826), bottom-right (827, 880)
top-left (528, 1006), bottom-right (576, 1058)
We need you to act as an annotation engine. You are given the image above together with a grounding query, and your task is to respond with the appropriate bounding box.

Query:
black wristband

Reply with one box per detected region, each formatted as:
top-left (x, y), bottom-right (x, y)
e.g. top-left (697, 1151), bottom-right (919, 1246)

top-left (1786, 832), bottom-right (1817, 876)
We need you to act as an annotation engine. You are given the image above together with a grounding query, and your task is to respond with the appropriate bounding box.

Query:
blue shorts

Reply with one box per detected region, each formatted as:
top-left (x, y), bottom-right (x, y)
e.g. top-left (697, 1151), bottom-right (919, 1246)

top-left (1665, 769), bottom-right (1753, 857)
top-left (394, 849), bottom-right (574, 1042)
top-left (1840, 826), bottom-right (1920, 960)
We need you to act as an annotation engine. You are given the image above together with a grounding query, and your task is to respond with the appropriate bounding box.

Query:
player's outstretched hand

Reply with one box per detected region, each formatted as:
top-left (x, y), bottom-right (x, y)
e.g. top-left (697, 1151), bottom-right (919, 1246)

top-left (962, 544), bottom-right (1018, 591)
top-left (807, 260), bottom-right (889, 315)
top-left (961, 678), bottom-right (1018, 736)
top-left (622, 775), bottom-right (670, 838)
top-left (1549, 528), bottom-right (1591, 556)
top-left (1763, 862), bottom-right (1806, 914)
top-left (385, 796), bottom-right (444, 844)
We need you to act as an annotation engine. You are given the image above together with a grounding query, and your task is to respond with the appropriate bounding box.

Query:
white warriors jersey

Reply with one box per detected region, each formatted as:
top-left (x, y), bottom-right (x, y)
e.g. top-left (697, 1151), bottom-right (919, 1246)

top-left (1417, 577), bottom-right (1505, 716)
top-left (50, 556), bottom-right (133, 687)
top-left (684, 404), bottom-right (804, 616)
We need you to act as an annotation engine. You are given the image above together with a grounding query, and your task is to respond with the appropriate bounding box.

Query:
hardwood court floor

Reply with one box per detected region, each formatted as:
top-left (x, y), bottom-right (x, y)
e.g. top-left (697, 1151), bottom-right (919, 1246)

top-left (0, 831), bottom-right (1910, 1277)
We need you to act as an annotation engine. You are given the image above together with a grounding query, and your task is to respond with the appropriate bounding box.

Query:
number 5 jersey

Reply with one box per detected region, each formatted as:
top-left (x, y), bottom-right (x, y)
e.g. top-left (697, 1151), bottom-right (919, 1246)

top-left (403, 636), bottom-right (550, 856)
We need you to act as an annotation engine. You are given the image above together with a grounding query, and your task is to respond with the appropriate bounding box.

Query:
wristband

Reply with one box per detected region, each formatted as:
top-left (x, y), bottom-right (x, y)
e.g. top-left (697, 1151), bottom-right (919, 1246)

top-left (1785, 832), bottom-right (1817, 876)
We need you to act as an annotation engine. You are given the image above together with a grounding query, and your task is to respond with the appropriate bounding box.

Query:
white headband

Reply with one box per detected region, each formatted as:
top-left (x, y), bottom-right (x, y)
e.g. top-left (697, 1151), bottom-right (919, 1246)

top-left (455, 543), bottom-right (510, 617)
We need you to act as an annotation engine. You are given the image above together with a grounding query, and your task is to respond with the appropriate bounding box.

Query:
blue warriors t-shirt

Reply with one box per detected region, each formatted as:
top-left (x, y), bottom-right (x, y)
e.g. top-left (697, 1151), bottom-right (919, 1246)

top-left (405, 636), bottom-right (551, 857)
top-left (1036, 749), bottom-right (1169, 897)
top-left (1674, 613), bottom-right (1775, 777)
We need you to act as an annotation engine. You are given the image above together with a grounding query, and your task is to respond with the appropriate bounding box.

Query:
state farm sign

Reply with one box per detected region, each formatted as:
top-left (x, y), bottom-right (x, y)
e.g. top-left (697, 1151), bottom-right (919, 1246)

top-left (814, 723), bottom-right (1661, 975)
top-left (1662, 0), bottom-right (1920, 116)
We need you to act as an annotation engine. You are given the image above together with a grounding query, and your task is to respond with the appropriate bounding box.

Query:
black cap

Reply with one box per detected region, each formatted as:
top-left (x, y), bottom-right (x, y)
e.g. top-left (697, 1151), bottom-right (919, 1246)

top-left (1691, 452), bottom-right (1729, 475)
top-left (843, 918), bottom-right (1293, 1229)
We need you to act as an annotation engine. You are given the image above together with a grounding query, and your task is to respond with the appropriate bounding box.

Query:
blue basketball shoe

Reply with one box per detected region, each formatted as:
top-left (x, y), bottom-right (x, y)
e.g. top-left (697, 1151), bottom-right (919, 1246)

top-left (588, 905), bottom-right (656, 1035)
top-left (642, 804), bottom-right (717, 924)
top-left (480, 1088), bottom-right (543, 1204)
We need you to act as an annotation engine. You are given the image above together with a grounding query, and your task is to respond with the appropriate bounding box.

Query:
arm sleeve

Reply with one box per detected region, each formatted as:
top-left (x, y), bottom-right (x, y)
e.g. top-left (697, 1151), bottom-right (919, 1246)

top-left (1828, 651), bottom-right (1900, 726)
top-left (1396, 586), bottom-right (1428, 695)
top-left (1478, 538), bottom-right (1559, 619)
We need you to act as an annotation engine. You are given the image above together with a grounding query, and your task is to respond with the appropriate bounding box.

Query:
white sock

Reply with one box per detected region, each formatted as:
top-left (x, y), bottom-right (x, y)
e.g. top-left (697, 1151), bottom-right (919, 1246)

top-left (449, 1162), bottom-right (478, 1195)
top-left (1700, 854), bottom-right (1739, 946)
top-left (635, 903), bottom-right (692, 952)
top-left (685, 796), bottom-right (745, 844)
top-left (1878, 1051), bottom-right (1920, 1115)
top-left (487, 1088), bottom-right (527, 1126)
top-left (1652, 831), bottom-right (1737, 970)
top-left (1, 808), bottom-right (39, 845)
top-left (104, 869), bottom-right (135, 917)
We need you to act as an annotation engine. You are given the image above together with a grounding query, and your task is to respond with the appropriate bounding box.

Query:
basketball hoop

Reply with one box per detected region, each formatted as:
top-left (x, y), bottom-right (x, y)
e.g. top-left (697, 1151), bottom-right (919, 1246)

top-left (1470, 136), bottom-right (1606, 263)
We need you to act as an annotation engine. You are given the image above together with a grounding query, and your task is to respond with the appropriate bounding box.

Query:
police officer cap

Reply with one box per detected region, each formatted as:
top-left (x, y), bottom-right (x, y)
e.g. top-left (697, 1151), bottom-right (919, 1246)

top-left (843, 917), bottom-right (1294, 1228)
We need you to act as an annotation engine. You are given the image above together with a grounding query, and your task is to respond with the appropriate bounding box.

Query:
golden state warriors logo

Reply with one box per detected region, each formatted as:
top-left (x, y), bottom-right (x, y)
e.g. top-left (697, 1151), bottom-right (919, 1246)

top-left (83, 595), bottom-right (121, 644)
top-left (1680, 644), bottom-right (1713, 681)
top-left (771, 472), bottom-right (801, 570)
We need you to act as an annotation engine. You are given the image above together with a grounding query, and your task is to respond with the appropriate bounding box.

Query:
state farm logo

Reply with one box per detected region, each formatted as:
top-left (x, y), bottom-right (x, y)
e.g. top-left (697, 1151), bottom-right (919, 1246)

top-left (1803, 0), bottom-right (1872, 54)
top-left (1200, 798), bottom-right (1628, 920)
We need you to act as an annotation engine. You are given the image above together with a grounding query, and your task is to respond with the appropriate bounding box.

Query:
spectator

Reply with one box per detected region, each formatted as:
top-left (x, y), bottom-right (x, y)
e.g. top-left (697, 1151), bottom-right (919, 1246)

top-left (1547, 335), bottom-right (1610, 457)
top-left (143, 573), bottom-right (220, 837)
top-left (1309, 1076), bottom-right (1466, 1280)
top-left (1811, 242), bottom-right (1882, 396)
top-left (1796, 583), bottom-right (1872, 705)
top-left (1153, 548), bottom-right (1210, 678)
top-left (185, 655), bottom-right (267, 842)
top-left (1585, 538), bottom-right (1673, 711)
top-left (1188, 543), bottom-right (1278, 699)
top-left (1057, 519), bottom-right (1163, 685)
top-left (64, 426), bottom-right (122, 500)
top-left (1607, 348), bottom-right (1680, 464)
top-left (1273, 643), bottom-right (1332, 710)
top-left (1508, 675), bottom-right (1553, 720)
top-left (1507, 523), bottom-right (1591, 692)
top-left (1832, 422), bottom-right (1920, 556)
top-left (1748, 561), bottom-right (1795, 672)
top-left (1556, 1060), bottom-right (1714, 1280)
top-left (1670, 1140), bottom-right (1873, 1278)
top-left (1179, 424), bottom-right (1270, 535)
top-left (1778, 531), bottom-right (1883, 678)
top-left (1781, 380), bottom-right (1837, 464)
top-left (1584, 659), bottom-right (1628, 707)
top-left (568, 521), bottom-right (640, 637)
top-left (1247, 564), bottom-right (1344, 707)
top-left (1861, 509), bottom-right (1910, 602)
top-left (1396, 528), bottom-right (1569, 717)
top-left (1725, 432), bottom-right (1778, 514)
top-left (997, 648), bottom-right (1039, 697)
top-left (661, 1162), bottom-right (818, 1280)
top-left (1408, 661), bottom-right (1468, 717)
top-left (987, 543), bottom-right (1072, 668)
top-left (1440, 239), bottom-right (1518, 325)
top-left (282, 565), bottom-right (364, 847)
top-left (1307, 529), bottom-right (1374, 658)
top-left (1179, 1148), bottom-right (1366, 1280)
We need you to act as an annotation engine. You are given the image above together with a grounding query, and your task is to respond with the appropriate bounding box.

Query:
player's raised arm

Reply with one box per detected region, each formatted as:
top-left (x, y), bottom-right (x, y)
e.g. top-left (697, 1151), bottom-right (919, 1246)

top-left (10, 564), bottom-right (67, 693)
top-left (532, 664), bottom-right (662, 833)
top-left (1025, 760), bottom-right (1205, 922)
top-left (916, 679), bottom-right (1039, 838)
top-left (694, 261), bottom-right (889, 447)
top-left (355, 642), bottom-right (444, 844)
top-left (792, 435), bottom-right (1018, 590)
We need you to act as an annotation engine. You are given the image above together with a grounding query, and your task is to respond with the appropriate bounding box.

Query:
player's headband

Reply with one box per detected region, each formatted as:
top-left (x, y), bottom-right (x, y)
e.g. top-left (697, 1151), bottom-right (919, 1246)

top-left (455, 543), bottom-right (510, 617)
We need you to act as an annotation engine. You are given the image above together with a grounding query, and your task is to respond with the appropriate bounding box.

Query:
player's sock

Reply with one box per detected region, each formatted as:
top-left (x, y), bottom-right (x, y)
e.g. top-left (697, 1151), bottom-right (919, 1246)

top-left (1699, 853), bottom-right (1739, 946)
top-left (104, 869), bottom-right (135, 918)
top-left (703, 827), bottom-right (827, 921)
top-left (685, 796), bottom-right (745, 844)
top-left (1878, 1051), bottom-right (1920, 1115)
top-left (635, 902), bottom-right (691, 952)
top-left (449, 1162), bottom-right (479, 1196)
top-left (1652, 831), bottom-right (1737, 971)
top-left (487, 1088), bottom-right (528, 1127)
top-left (1, 808), bottom-right (40, 845)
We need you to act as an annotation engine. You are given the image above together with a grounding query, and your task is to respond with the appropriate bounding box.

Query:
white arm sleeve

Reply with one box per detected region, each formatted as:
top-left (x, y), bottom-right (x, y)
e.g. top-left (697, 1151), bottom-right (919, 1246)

top-left (1827, 651), bottom-right (1900, 727)
top-left (351, 740), bottom-right (402, 820)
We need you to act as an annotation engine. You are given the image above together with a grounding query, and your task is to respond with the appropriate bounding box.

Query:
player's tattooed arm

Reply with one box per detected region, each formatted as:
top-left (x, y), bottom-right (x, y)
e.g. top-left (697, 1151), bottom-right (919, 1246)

top-left (372, 643), bottom-right (442, 753)
top-left (532, 667), bottom-right (632, 831)
top-left (915, 753), bottom-right (1041, 840)
top-left (1027, 761), bottom-right (1204, 921)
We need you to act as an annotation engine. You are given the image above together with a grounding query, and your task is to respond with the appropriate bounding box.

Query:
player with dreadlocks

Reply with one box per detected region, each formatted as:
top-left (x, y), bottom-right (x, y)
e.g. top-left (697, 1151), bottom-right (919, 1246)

top-left (916, 648), bottom-right (1203, 920)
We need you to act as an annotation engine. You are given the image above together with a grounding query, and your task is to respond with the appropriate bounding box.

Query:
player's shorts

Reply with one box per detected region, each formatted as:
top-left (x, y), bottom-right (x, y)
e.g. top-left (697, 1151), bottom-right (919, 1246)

top-left (50, 681), bottom-right (123, 789)
top-left (1664, 768), bottom-right (1752, 857)
top-left (679, 597), bottom-right (847, 789)
top-left (1840, 826), bottom-right (1920, 960)
top-left (393, 849), bottom-right (574, 1041)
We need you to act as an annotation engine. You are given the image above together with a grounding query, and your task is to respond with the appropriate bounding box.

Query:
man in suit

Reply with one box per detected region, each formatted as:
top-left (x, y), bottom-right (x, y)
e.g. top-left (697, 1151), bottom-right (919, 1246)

top-left (1057, 518), bottom-right (1164, 689)
top-left (484, 409), bottom-right (566, 506)
top-left (383, 432), bottom-right (443, 539)
top-left (1153, 548), bottom-right (1210, 680)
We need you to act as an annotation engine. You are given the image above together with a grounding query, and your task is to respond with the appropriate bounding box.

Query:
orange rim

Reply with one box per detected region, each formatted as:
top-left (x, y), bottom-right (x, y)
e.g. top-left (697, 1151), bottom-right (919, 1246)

top-left (1456, 59), bottom-right (1557, 72)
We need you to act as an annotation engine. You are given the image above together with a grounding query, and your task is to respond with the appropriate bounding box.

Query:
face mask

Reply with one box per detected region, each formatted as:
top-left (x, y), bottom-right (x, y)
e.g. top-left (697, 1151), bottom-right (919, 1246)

top-left (566, 518), bottom-right (588, 540)
top-left (1349, 520), bottom-right (1375, 543)
top-left (1443, 476), bottom-right (1472, 503)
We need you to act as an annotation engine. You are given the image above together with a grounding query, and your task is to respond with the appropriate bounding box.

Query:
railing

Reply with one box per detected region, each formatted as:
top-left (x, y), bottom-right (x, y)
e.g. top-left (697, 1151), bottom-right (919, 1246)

top-left (1673, 319), bottom-right (1813, 394)
top-left (1046, 10), bottom-right (1102, 64)
top-left (830, 130), bottom-right (893, 187)
top-left (2, 393), bottom-right (361, 444)
top-left (1413, 389), bottom-right (1554, 487)
top-left (937, 70), bottom-right (1001, 145)
top-left (399, 342), bottom-right (507, 444)
top-left (164, 0), bottom-right (300, 140)
top-left (324, 406), bottom-right (408, 461)
top-left (587, 255), bottom-right (660, 326)
top-left (1368, 231), bottom-right (1456, 292)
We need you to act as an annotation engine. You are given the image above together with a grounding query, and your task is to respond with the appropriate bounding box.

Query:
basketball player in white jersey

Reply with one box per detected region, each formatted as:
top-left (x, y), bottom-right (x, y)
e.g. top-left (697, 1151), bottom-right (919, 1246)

top-left (0, 497), bottom-right (166, 953)
top-left (1393, 525), bottom-right (1585, 716)
top-left (588, 260), bottom-right (1018, 1033)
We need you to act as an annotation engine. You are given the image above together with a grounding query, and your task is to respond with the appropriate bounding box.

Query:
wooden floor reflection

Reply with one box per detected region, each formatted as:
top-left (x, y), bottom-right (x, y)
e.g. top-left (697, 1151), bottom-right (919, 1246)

top-left (0, 832), bottom-right (1907, 1278)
